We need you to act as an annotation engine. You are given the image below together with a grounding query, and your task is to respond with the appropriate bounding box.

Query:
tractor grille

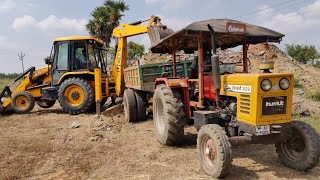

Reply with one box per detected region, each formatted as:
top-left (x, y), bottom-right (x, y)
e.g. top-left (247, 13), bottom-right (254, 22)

top-left (262, 96), bottom-right (287, 115)
top-left (239, 94), bottom-right (251, 114)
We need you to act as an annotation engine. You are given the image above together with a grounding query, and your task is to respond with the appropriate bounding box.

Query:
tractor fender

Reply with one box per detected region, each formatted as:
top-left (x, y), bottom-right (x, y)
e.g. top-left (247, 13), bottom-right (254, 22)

top-left (154, 78), bottom-right (189, 90)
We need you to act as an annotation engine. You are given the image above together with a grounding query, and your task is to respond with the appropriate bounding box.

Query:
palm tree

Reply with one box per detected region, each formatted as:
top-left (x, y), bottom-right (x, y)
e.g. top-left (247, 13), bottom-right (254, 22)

top-left (86, 0), bottom-right (129, 45)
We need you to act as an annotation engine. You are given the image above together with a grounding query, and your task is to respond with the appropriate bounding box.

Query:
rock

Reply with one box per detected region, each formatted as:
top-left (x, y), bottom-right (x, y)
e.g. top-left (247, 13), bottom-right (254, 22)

top-left (71, 122), bottom-right (80, 129)
top-left (89, 134), bottom-right (104, 142)
top-left (102, 104), bottom-right (124, 117)
top-left (294, 89), bottom-right (304, 95)
top-left (292, 99), bottom-right (310, 116)
top-left (258, 50), bottom-right (266, 56)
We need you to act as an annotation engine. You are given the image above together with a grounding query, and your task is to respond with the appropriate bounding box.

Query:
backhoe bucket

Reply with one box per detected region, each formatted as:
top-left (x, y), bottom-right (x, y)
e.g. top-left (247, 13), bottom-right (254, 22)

top-left (148, 25), bottom-right (174, 46)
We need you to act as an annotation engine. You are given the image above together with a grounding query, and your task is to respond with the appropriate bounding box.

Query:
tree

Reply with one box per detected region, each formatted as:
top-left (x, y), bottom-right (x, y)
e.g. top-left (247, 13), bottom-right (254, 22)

top-left (127, 41), bottom-right (145, 60)
top-left (86, 0), bottom-right (129, 45)
top-left (285, 44), bottom-right (318, 64)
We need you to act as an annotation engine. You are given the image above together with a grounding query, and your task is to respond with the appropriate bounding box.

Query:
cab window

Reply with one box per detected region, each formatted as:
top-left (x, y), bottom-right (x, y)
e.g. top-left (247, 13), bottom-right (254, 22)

top-left (55, 42), bottom-right (69, 70)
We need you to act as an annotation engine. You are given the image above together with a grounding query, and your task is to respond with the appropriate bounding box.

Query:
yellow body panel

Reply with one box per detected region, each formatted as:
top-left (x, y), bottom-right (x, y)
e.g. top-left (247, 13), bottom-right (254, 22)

top-left (2, 66), bottom-right (51, 110)
top-left (113, 24), bottom-right (148, 38)
top-left (94, 68), bottom-right (102, 102)
top-left (57, 71), bottom-right (95, 84)
top-left (53, 36), bottom-right (104, 45)
top-left (220, 73), bottom-right (293, 126)
top-left (111, 37), bottom-right (127, 96)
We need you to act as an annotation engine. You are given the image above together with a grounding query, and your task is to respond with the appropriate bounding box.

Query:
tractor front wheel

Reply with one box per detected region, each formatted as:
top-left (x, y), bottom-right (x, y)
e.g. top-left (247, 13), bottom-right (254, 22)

top-left (275, 120), bottom-right (320, 171)
top-left (11, 91), bottom-right (35, 114)
top-left (59, 77), bottom-right (94, 115)
top-left (197, 124), bottom-right (232, 178)
top-left (153, 84), bottom-right (186, 146)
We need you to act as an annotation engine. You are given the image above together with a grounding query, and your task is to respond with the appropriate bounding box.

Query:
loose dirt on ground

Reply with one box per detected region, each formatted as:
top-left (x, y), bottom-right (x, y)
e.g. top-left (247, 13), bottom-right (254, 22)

top-left (0, 104), bottom-right (319, 180)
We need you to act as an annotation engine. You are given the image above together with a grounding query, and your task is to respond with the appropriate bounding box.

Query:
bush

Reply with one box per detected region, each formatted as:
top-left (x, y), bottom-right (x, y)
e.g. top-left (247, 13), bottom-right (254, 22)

top-left (313, 61), bottom-right (320, 69)
top-left (285, 44), bottom-right (318, 64)
top-left (294, 77), bottom-right (303, 88)
top-left (307, 88), bottom-right (320, 101)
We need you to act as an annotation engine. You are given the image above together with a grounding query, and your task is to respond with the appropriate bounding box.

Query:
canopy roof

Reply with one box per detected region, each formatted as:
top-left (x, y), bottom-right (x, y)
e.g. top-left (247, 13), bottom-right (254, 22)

top-left (54, 36), bottom-right (104, 45)
top-left (150, 19), bottom-right (284, 53)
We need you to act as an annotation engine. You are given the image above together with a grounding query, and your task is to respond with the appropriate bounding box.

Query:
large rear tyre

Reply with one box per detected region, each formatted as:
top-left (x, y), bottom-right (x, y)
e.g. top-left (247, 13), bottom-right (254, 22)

top-left (11, 91), bottom-right (35, 114)
top-left (153, 84), bottom-right (185, 146)
top-left (123, 89), bottom-right (137, 122)
top-left (197, 124), bottom-right (232, 178)
top-left (134, 90), bottom-right (147, 121)
top-left (36, 99), bottom-right (56, 108)
top-left (275, 120), bottom-right (320, 171)
top-left (58, 77), bottom-right (94, 115)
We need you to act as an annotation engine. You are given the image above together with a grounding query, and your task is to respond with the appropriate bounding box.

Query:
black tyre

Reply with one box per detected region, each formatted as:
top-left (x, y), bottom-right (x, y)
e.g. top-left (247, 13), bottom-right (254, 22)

top-left (11, 91), bottom-right (35, 114)
top-left (36, 99), bottom-right (56, 108)
top-left (197, 124), bottom-right (232, 178)
top-left (153, 84), bottom-right (186, 146)
top-left (134, 90), bottom-right (147, 121)
top-left (275, 120), bottom-right (320, 171)
top-left (123, 89), bottom-right (137, 122)
top-left (58, 77), bottom-right (94, 115)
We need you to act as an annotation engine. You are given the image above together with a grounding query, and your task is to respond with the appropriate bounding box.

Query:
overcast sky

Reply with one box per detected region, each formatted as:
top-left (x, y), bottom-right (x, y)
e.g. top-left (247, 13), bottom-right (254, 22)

top-left (0, 0), bottom-right (319, 73)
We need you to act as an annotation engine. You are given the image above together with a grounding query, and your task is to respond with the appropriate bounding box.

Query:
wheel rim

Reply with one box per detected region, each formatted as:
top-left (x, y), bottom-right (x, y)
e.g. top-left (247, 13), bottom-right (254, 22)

top-left (201, 135), bottom-right (217, 168)
top-left (16, 96), bottom-right (28, 108)
top-left (64, 85), bottom-right (85, 106)
top-left (281, 129), bottom-right (306, 161)
top-left (155, 98), bottom-right (165, 134)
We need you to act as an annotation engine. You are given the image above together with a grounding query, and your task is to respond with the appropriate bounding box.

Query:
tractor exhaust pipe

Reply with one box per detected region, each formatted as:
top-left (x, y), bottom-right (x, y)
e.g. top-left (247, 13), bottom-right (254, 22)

top-left (208, 24), bottom-right (222, 107)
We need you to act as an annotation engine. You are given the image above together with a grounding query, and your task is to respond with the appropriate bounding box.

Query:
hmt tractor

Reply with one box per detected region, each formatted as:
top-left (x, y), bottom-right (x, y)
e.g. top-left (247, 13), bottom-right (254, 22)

top-left (124, 19), bottom-right (320, 178)
top-left (0, 16), bottom-right (171, 115)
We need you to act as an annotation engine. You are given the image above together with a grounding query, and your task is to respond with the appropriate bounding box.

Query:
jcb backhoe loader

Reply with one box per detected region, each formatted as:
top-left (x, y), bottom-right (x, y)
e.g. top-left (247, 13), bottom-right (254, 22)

top-left (0, 16), bottom-right (172, 115)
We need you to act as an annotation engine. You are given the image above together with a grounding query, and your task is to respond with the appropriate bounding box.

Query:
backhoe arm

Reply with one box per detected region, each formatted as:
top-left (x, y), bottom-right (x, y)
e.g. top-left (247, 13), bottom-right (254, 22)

top-left (110, 16), bottom-right (162, 96)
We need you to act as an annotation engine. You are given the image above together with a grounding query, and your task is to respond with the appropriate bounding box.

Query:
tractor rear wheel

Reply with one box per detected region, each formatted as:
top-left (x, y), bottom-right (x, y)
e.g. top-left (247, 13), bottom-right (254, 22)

top-left (275, 120), bottom-right (320, 171)
top-left (197, 124), bottom-right (232, 178)
top-left (123, 88), bottom-right (137, 122)
top-left (11, 91), bottom-right (35, 114)
top-left (59, 77), bottom-right (94, 115)
top-left (36, 99), bottom-right (56, 108)
top-left (134, 90), bottom-right (147, 121)
top-left (153, 84), bottom-right (186, 146)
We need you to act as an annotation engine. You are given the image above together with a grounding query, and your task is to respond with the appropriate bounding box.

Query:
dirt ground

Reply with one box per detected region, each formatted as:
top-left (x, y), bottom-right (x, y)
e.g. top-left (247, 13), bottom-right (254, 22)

top-left (0, 104), bottom-right (319, 180)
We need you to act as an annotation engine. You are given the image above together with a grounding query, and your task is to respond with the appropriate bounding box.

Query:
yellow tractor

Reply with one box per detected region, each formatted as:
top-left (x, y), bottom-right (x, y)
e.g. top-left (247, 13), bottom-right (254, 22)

top-left (125, 19), bottom-right (320, 178)
top-left (0, 16), bottom-right (171, 115)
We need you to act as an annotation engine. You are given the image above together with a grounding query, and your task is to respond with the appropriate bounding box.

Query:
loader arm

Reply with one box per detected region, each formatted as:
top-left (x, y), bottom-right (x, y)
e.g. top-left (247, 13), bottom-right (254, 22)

top-left (110, 16), bottom-right (162, 96)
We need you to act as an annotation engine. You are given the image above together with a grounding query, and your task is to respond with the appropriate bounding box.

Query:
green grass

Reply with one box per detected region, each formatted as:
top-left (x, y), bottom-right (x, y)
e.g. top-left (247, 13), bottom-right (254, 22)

top-left (303, 115), bottom-right (320, 133)
top-left (294, 76), bottom-right (303, 88)
top-left (307, 88), bottom-right (320, 101)
top-left (0, 79), bottom-right (14, 92)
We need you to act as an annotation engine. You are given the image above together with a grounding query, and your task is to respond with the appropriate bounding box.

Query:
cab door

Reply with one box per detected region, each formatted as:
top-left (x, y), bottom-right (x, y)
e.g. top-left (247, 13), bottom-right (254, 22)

top-left (52, 41), bottom-right (70, 85)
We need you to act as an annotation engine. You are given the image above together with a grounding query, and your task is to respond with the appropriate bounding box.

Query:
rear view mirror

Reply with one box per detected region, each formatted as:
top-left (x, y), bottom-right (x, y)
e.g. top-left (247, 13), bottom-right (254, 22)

top-left (44, 56), bottom-right (53, 65)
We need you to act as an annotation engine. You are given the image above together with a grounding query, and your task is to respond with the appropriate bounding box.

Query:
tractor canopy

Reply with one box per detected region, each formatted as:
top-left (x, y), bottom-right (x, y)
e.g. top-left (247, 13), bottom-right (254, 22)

top-left (150, 19), bottom-right (284, 53)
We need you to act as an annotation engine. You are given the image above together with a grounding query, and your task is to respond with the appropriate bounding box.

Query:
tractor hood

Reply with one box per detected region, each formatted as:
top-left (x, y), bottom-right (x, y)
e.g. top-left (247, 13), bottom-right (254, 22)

top-left (150, 19), bottom-right (284, 53)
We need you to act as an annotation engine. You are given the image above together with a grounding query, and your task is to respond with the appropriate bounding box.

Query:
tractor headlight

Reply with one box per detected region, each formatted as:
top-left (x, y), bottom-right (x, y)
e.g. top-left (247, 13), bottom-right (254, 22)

top-left (261, 79), bottom-right (272, 91)
top-left (279, 78), bottom-right (290, 90)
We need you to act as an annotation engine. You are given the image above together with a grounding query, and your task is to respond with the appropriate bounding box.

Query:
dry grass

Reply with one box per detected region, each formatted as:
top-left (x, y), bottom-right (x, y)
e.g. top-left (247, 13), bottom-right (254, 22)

top-left (304, 115), bottom-right (320, 134)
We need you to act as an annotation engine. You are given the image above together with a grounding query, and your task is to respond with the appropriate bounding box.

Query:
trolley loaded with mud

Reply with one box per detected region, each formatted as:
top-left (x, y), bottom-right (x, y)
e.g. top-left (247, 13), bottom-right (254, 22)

top-left (123, 19), bottom-right (320, 178)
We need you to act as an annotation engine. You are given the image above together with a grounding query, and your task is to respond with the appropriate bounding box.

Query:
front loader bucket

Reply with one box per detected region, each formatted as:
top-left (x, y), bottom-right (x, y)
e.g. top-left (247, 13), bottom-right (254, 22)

top-left (148, 25), bottom-right (174, 46)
